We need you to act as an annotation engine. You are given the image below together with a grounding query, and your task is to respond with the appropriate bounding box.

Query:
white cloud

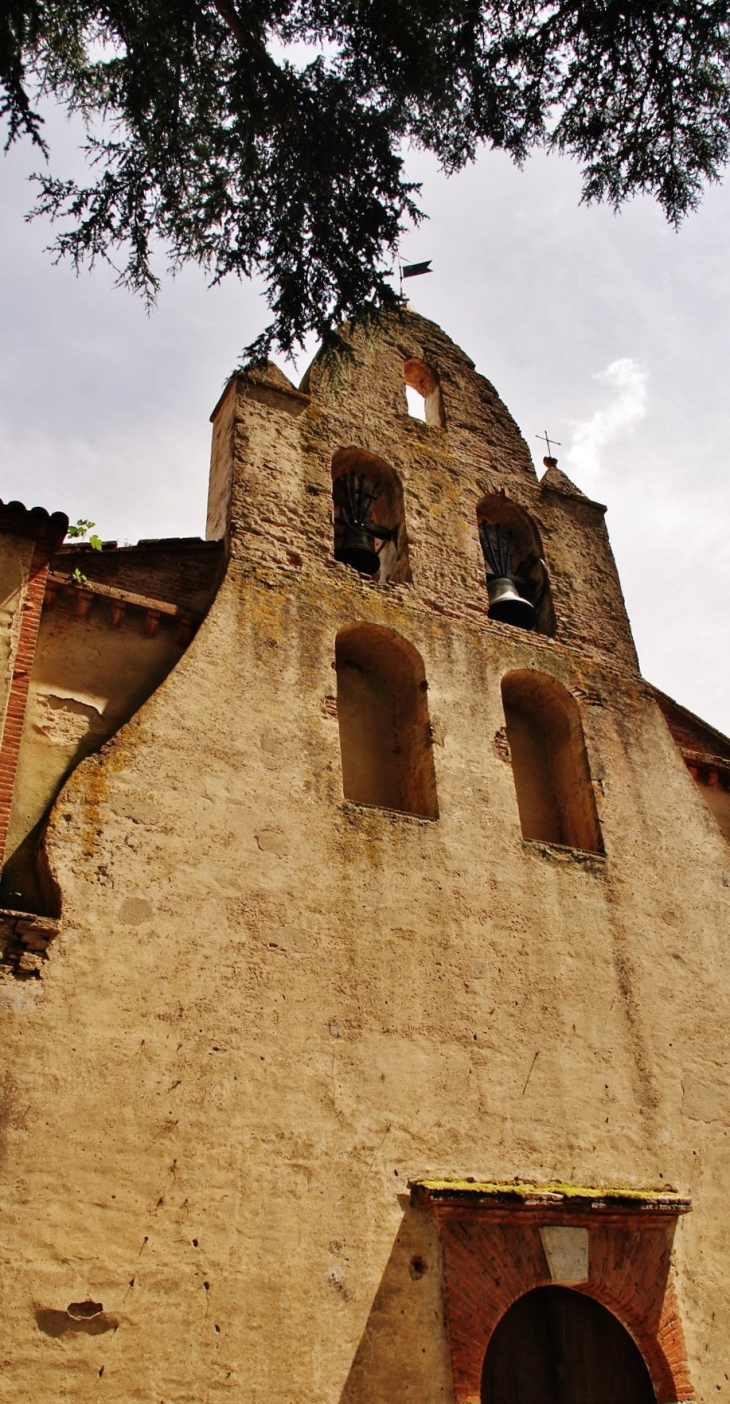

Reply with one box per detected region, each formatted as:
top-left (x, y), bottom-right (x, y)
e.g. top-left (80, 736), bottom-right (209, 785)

top-left (565, 358), bottom-right (648, 486)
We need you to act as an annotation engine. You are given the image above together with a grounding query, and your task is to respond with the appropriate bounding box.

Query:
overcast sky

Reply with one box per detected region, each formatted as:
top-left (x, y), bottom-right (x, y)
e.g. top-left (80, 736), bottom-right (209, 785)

top-left (2, 108), bottom-right (729, 737)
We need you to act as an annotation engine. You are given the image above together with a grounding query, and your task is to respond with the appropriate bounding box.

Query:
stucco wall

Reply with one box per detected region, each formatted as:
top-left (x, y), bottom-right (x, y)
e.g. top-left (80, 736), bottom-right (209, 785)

top-left (0, 313), bottom-right (727, 1402)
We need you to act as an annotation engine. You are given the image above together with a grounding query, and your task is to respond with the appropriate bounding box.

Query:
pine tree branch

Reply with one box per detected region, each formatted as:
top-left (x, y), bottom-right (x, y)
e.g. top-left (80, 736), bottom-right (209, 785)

top-left (209, 0), bottom-right (312, 166)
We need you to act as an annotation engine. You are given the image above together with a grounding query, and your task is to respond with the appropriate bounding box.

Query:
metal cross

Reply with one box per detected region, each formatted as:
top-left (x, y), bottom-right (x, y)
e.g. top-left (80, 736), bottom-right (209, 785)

top-left (536, 430), bottom-right (561, 458)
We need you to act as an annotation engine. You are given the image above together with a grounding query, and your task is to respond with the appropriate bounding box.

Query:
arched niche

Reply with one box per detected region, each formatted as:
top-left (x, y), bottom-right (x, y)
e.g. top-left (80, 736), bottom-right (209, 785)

top-left (332, 448), bottom-right (411, 584)
top-left (403, 358), bottom-right (445, 427)
top-left (477, 494), bottom-right (555, 636)
top-left (481, 1286), bottom-right (656, 1404)
top-left (501, 670), bottom-right (603, 853)
top-left (335, 623), bottom-right (438, 818)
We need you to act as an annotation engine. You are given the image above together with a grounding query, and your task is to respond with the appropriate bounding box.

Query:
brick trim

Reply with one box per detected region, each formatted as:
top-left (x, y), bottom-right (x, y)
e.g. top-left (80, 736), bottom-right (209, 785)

top-left (0, 539), bottom-right (55, 869)
top-left (429, 1207), bottom-right (694, 1404)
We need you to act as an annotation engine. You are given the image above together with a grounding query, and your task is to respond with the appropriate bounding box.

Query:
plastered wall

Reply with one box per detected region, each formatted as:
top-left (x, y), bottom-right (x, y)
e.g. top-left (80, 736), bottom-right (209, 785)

top-left (0, 313), bottom-right (728, 1402)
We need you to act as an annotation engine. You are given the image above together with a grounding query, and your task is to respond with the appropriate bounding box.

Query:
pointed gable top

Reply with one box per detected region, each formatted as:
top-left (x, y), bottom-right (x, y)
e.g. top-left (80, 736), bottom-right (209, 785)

top-left (539, 461), bottom-right (607, 513)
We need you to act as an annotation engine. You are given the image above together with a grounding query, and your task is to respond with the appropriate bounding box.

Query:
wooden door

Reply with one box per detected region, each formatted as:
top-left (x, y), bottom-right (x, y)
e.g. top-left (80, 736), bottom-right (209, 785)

top-left (481, 1286), bottom-right (656, 1404)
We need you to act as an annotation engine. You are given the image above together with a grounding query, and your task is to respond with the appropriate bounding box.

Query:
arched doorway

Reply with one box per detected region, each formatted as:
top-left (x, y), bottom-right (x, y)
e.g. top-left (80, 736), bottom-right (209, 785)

top-left (481, 1286), bottom-right (656, 1404)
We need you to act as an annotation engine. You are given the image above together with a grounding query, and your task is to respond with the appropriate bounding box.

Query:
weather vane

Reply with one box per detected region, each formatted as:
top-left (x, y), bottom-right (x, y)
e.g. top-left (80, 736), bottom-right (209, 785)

top-left (536, 430), bottom-right (561, 466)
top-left (398, 253), bottom-right (433, 299)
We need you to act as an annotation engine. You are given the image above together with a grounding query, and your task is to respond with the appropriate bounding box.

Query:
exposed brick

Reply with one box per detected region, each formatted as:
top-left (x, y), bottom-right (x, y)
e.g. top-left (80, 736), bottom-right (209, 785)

top-left (0, 540), bottom-right (55, 869)
top-left (433, 1206), bottom-right (694, 1404)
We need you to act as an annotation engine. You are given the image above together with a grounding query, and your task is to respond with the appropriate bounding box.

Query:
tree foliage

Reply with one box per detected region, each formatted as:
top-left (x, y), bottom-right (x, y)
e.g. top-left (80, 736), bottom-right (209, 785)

top-left (3, 0), bottom-right (730, 357)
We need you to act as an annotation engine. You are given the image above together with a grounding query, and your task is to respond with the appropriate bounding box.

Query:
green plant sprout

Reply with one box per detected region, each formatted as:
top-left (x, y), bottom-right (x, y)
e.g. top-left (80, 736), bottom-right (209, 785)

top-left (66, 519), bottom-right (103, 551)
top-left (66, 519), bottom-right (103, 587)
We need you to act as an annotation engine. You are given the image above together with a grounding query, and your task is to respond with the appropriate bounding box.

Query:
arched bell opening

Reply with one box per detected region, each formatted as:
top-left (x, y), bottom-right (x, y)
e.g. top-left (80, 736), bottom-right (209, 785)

top-left (476, 495), bottom-right (555, 636)
top-left (335, 623), bottom-right (438, 818)
top-left (481, 1285), bottom-right (657, 1404)
top-left (332, 448), bottom-right (411, 584)
top-left (402, 358), bottom-right (445, 426)
top-left (501, 670), bottom-right (603, 853)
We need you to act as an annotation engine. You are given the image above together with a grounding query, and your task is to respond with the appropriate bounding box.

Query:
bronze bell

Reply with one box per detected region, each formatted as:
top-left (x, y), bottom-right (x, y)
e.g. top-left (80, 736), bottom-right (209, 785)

top-left (334, 470), bottom-right (394, 575)
top-left (479, 520), bottom-right (537, 630)
top-left (487, 576), bottom-right (536, 630)
top-left (335, 525), bottom-right (381, 576)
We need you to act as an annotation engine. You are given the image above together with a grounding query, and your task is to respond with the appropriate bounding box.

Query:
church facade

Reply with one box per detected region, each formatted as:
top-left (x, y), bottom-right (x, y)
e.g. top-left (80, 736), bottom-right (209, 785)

top-left (0, 311), bottom-right (728, 1400)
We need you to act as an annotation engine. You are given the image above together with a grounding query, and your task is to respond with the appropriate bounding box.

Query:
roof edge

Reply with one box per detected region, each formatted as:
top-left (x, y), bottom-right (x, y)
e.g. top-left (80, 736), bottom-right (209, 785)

top-left (650, 683), bottom-right (730, 758)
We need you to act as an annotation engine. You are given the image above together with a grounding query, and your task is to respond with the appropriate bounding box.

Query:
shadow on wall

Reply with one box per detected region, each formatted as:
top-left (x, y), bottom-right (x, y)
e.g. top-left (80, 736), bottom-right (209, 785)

top-left (335, 623), bottom-right (438, 819)
top-left (338, 1205), bottom-right (452, 1404)
top-left (337, 1210), bottom-right (666, 1404)
top-left (35, 1300), bottom-right (119, 1338)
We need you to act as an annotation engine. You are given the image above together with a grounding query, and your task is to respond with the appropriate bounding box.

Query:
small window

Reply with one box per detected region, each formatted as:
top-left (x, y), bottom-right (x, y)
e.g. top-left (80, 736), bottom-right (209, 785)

top-left (501, 671), bottom-right (602, 852)
top-left (403, 359), bottom-right (444, 427)
top-left (335, 623), bottom-right (438, 818)
top-left (332, 448), bottom-right (411, 584)
top-left (405, 384), bottom-right (427, 420)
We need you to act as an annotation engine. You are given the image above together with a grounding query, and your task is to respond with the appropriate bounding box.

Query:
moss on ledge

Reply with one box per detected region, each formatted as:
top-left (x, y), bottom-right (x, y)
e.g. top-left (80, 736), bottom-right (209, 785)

top-left (410, 1178), bottom-right (691, 1213)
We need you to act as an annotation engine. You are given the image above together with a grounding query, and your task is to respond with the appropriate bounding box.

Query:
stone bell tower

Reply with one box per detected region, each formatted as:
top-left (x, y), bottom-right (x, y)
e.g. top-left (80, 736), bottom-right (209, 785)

top-left (0, 310), bottom-right (729, 1402)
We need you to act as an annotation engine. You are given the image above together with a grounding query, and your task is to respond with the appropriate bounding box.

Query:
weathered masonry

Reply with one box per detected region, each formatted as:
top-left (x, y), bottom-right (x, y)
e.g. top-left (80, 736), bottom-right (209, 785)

top-left (0, 310), bottom-right (729, 1402)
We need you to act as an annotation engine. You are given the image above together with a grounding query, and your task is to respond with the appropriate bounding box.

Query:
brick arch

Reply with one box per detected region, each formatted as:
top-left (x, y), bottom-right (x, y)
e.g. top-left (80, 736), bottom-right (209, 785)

top-left (414, 1194), bottom-right (694, 1404)
top-left (580, 1275), bottom-right (691, 1403)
